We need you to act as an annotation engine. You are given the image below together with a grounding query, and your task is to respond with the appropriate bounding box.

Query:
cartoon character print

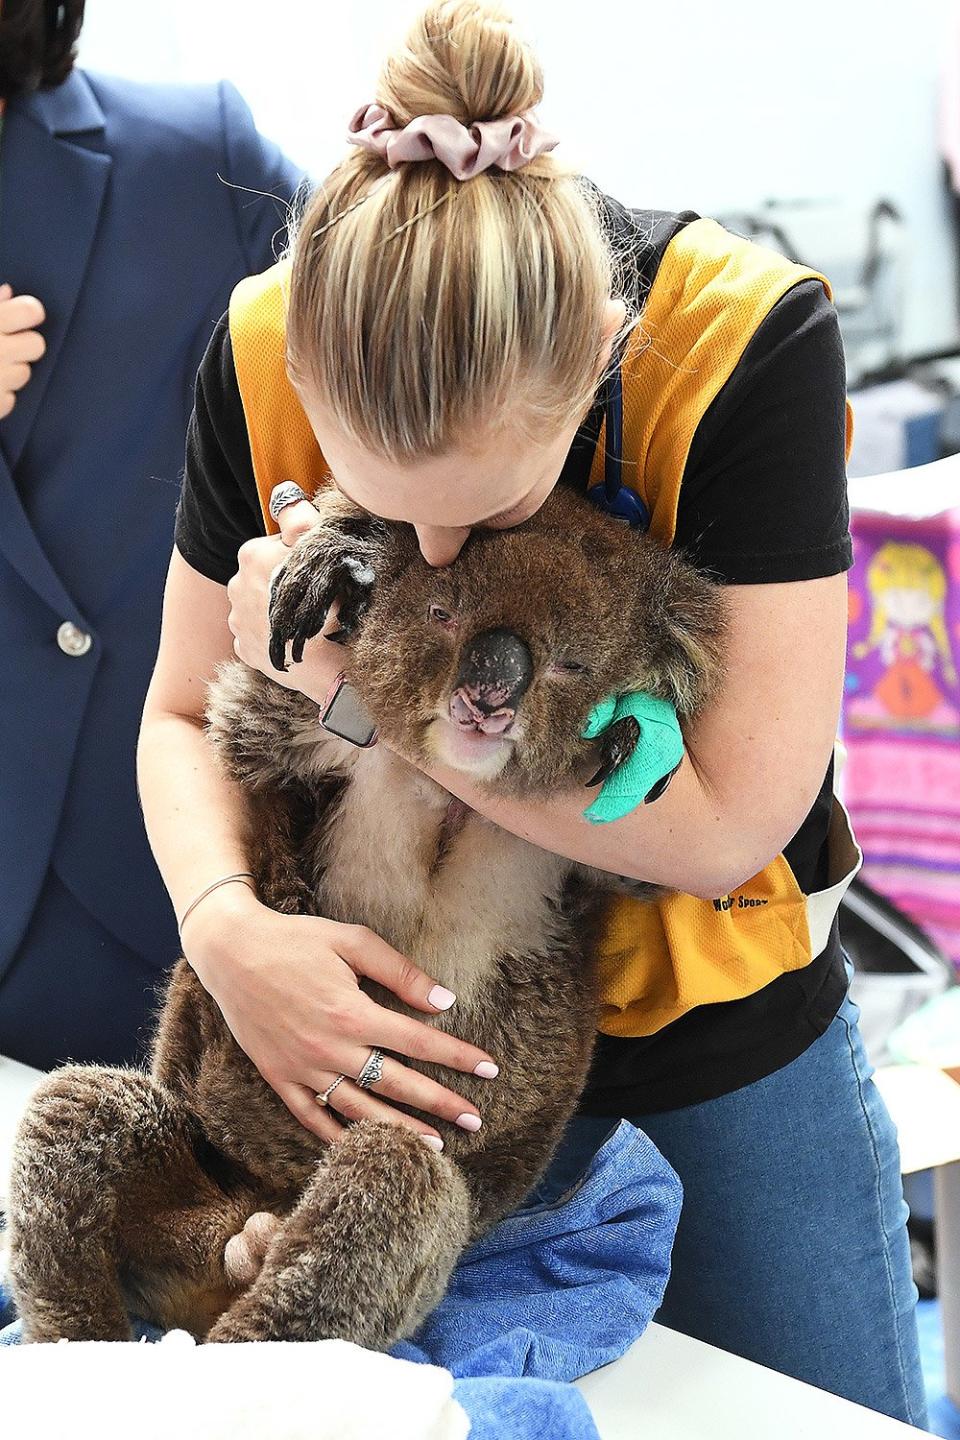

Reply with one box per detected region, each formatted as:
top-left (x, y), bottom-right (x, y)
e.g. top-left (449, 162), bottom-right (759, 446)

top-left (854, 542), bottom-right (958, 720)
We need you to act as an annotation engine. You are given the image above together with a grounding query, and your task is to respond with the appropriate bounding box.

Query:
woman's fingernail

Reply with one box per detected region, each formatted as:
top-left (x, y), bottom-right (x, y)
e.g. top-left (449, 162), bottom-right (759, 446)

top-left (420, 1134), bottom-right (444, 1152)
top-left (457, 1113), bottom-right (482, 1132)
top-left (428, 985), bottom-right (456, 1010)
top-left (474, 1062), bottom-right (499, 1079)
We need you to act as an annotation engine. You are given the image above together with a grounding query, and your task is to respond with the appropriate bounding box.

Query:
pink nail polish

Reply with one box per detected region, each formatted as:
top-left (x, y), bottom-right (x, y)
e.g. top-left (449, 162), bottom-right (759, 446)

top-left (474, 1062), bottom-right (499, 1079)
top-left (428, 985), bottom-right (456, 1010)
top-left (457, 1113), bottom-right (482, 1132)
top-left (420, 1134), bottom-right (444, 1151)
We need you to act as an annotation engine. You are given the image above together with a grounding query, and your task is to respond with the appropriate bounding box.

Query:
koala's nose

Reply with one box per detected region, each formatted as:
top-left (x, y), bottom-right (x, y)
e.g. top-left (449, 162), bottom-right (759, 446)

top-left (451, 628), bottom-right (534, 734)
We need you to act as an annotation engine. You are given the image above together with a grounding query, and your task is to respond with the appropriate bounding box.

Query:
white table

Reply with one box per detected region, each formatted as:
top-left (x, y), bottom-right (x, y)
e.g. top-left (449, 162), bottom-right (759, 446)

top-left (0, 1056), bottom-right (933, 1435)
top-left (846, 455), bottom-right (960, 520)
top-left (577, 1322), bottom-right (926, 1438)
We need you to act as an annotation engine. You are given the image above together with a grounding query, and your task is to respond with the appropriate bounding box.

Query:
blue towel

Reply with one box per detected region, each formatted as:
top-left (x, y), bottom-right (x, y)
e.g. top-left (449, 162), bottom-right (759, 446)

top-left (1, 1120), bottom-right (681, 1439)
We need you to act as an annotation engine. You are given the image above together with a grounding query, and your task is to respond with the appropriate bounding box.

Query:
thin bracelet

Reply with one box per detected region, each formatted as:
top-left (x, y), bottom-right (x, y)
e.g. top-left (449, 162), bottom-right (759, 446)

top-left (177, 872), bottom-right (257, 942)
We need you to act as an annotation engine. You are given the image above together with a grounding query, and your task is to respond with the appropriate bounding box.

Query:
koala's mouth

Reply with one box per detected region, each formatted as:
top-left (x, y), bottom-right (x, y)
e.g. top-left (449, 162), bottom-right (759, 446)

top-left (428, 714), bottom-right (516, 778)
top-left (449, 687), bottom-right (516, 736)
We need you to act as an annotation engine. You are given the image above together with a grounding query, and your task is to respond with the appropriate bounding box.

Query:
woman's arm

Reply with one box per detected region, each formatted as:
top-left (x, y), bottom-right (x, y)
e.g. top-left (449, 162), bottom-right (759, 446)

top-left (136, 553), bottom-right (259, 926)
top-left (137, 547), bottom-right (498, 1146)
top-left (235, 509), bottom-right (847, 900)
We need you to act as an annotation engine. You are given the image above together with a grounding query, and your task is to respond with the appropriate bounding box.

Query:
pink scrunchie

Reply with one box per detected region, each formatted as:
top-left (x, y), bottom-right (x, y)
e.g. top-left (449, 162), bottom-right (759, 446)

top-left (347, 102), bottom-right (558, 180)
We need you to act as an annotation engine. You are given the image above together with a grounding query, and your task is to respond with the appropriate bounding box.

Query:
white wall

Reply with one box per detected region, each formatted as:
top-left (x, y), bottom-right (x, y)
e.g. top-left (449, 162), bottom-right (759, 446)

top-left (79, 0), bottom-right (960, 359)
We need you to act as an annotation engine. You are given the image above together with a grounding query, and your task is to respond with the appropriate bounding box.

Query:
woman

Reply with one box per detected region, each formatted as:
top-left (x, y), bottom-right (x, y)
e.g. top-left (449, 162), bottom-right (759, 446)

top-left (136, 2), bottom-right (927, 1425)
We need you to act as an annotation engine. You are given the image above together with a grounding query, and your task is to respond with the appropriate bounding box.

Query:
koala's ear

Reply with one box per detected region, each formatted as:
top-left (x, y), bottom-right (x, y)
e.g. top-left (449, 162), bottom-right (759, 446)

top-left (630, 559), bottom-right (728, 716)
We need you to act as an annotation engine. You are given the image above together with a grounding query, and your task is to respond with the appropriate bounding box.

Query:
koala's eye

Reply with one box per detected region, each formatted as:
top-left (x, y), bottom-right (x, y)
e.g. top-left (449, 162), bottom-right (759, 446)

top-left (550, 658), bottom-right (589, 676)
top-left (429, 604), bottom-right (456, 626)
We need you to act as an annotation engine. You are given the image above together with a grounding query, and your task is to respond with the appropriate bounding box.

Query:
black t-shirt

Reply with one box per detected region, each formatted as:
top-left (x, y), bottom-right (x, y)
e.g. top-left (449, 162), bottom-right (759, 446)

top-left (174, 198), bottom-right (854, 1116)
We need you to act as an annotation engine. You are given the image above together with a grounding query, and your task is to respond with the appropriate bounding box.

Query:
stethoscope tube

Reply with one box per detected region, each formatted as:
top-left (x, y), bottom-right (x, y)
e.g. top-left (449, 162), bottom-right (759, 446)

top-left (586, 361), bottom-right (651, 531)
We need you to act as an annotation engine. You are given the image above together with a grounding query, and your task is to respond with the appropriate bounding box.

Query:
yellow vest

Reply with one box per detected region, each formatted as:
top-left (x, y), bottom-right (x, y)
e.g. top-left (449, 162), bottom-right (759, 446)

top-left (228, 218), bottom-right (862, 1040)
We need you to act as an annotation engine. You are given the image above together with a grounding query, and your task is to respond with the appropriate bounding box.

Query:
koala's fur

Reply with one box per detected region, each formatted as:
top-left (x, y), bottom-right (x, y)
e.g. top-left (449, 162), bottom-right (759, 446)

top-left (6, 485), bottom-right (725, 1345)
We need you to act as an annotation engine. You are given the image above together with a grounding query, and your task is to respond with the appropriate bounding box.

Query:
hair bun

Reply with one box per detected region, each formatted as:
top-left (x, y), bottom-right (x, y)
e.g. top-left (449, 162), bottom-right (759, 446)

top-left (378, 2), bottom-right (543, 128)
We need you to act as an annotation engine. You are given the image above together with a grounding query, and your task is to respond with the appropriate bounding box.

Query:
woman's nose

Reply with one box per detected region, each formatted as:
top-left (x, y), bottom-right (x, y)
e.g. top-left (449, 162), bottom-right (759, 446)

top-left (415, 524), bottom-right (471, 567)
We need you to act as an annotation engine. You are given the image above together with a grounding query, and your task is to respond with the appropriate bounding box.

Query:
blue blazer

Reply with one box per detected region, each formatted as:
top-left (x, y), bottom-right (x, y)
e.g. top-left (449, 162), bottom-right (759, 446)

top-left (0, 70), bottom-right (303, 985)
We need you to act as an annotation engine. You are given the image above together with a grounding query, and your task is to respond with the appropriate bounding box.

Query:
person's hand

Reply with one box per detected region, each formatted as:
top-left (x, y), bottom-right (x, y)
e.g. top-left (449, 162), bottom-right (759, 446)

top-left (182, 883), bottom-right (499, 1148)
top-left (0, 286), bottom-right (46, 419)
top-left (226, 490), bottom-right (339, 700)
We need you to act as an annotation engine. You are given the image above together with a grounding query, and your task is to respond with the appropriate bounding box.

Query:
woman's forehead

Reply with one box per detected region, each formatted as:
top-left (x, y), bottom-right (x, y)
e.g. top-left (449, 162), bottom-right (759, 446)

top-left (300, 393), bottom-right (579, 528)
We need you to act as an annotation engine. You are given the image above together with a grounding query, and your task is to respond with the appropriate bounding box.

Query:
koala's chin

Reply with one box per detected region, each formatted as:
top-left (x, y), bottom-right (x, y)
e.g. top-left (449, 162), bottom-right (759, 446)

top-left (424, 714), bottom-right (517, 782)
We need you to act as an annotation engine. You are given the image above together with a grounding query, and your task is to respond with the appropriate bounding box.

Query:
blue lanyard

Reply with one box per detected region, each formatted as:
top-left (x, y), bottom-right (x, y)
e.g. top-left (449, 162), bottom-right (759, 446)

top-left (585, 361), bottom-right (650, 531)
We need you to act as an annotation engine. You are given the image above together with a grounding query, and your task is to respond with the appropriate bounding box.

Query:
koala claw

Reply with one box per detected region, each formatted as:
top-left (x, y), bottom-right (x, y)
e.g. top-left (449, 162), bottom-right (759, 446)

top-left (585, 714), bottom-right (641, 788)
top-left (223, 1210), bottom-right (282, 1287)
top-left (268, 549), bottom-right (376, 673)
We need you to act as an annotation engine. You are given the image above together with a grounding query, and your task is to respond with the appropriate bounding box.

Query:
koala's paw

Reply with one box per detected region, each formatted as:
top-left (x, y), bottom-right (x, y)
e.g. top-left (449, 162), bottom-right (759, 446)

top-left (584, 714), bottom-right (641, 789)
top-left (268, 537), bottom-right (376, 673)
top-left (223, 1211), bottom-right (282, 1287)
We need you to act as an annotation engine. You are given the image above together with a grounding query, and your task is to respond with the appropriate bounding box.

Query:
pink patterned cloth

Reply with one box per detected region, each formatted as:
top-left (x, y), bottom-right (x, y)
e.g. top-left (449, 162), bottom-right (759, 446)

top-left (347, 102), bottom-right (558, 179)
top-left (843, 503), bottom-right (960, 970)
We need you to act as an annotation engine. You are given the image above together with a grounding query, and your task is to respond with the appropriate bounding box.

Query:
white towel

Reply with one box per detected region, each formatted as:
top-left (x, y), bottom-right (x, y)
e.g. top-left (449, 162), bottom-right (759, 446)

top-left (0, 1330), bottom-right (471, 1440)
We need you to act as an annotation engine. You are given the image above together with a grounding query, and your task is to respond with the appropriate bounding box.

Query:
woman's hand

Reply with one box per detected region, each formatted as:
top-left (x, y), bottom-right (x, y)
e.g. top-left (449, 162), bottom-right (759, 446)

top-left (0, 286), bottom-right (46, 419)
top-left (226, 492), bottom-right (338, 698)
top-left (183, 884), bottom-right (498, 1148)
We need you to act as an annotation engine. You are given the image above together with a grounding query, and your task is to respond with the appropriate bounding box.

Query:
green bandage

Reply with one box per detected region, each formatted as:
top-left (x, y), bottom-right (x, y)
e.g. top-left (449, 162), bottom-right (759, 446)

top-left (581, 692), bottom-right (684, 824)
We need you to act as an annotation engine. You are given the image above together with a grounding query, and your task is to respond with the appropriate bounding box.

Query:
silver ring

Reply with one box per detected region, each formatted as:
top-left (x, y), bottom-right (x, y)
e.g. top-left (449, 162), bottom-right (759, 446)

top-left (269, 481), bottom-right (309, 523)
top-left (356, 1047), bottom-right (385, 1090)
top-left (315, 1074), bottom-right (347, 1107)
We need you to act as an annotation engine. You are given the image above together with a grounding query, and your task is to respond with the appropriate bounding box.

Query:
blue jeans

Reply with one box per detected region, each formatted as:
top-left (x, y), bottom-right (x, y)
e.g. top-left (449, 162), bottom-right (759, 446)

top-left (534, 986), bottom-right (929, 1430)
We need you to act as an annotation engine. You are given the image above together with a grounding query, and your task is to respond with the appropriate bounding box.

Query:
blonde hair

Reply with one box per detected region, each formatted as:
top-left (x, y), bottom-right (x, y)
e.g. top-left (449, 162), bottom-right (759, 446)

top-left (286, 1), bottom-right (641, 462)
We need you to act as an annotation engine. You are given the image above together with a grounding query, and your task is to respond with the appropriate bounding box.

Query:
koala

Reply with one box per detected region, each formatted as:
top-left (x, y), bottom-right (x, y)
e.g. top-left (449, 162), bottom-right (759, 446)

top-left (6, 484), bottom-right (725, 1346)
